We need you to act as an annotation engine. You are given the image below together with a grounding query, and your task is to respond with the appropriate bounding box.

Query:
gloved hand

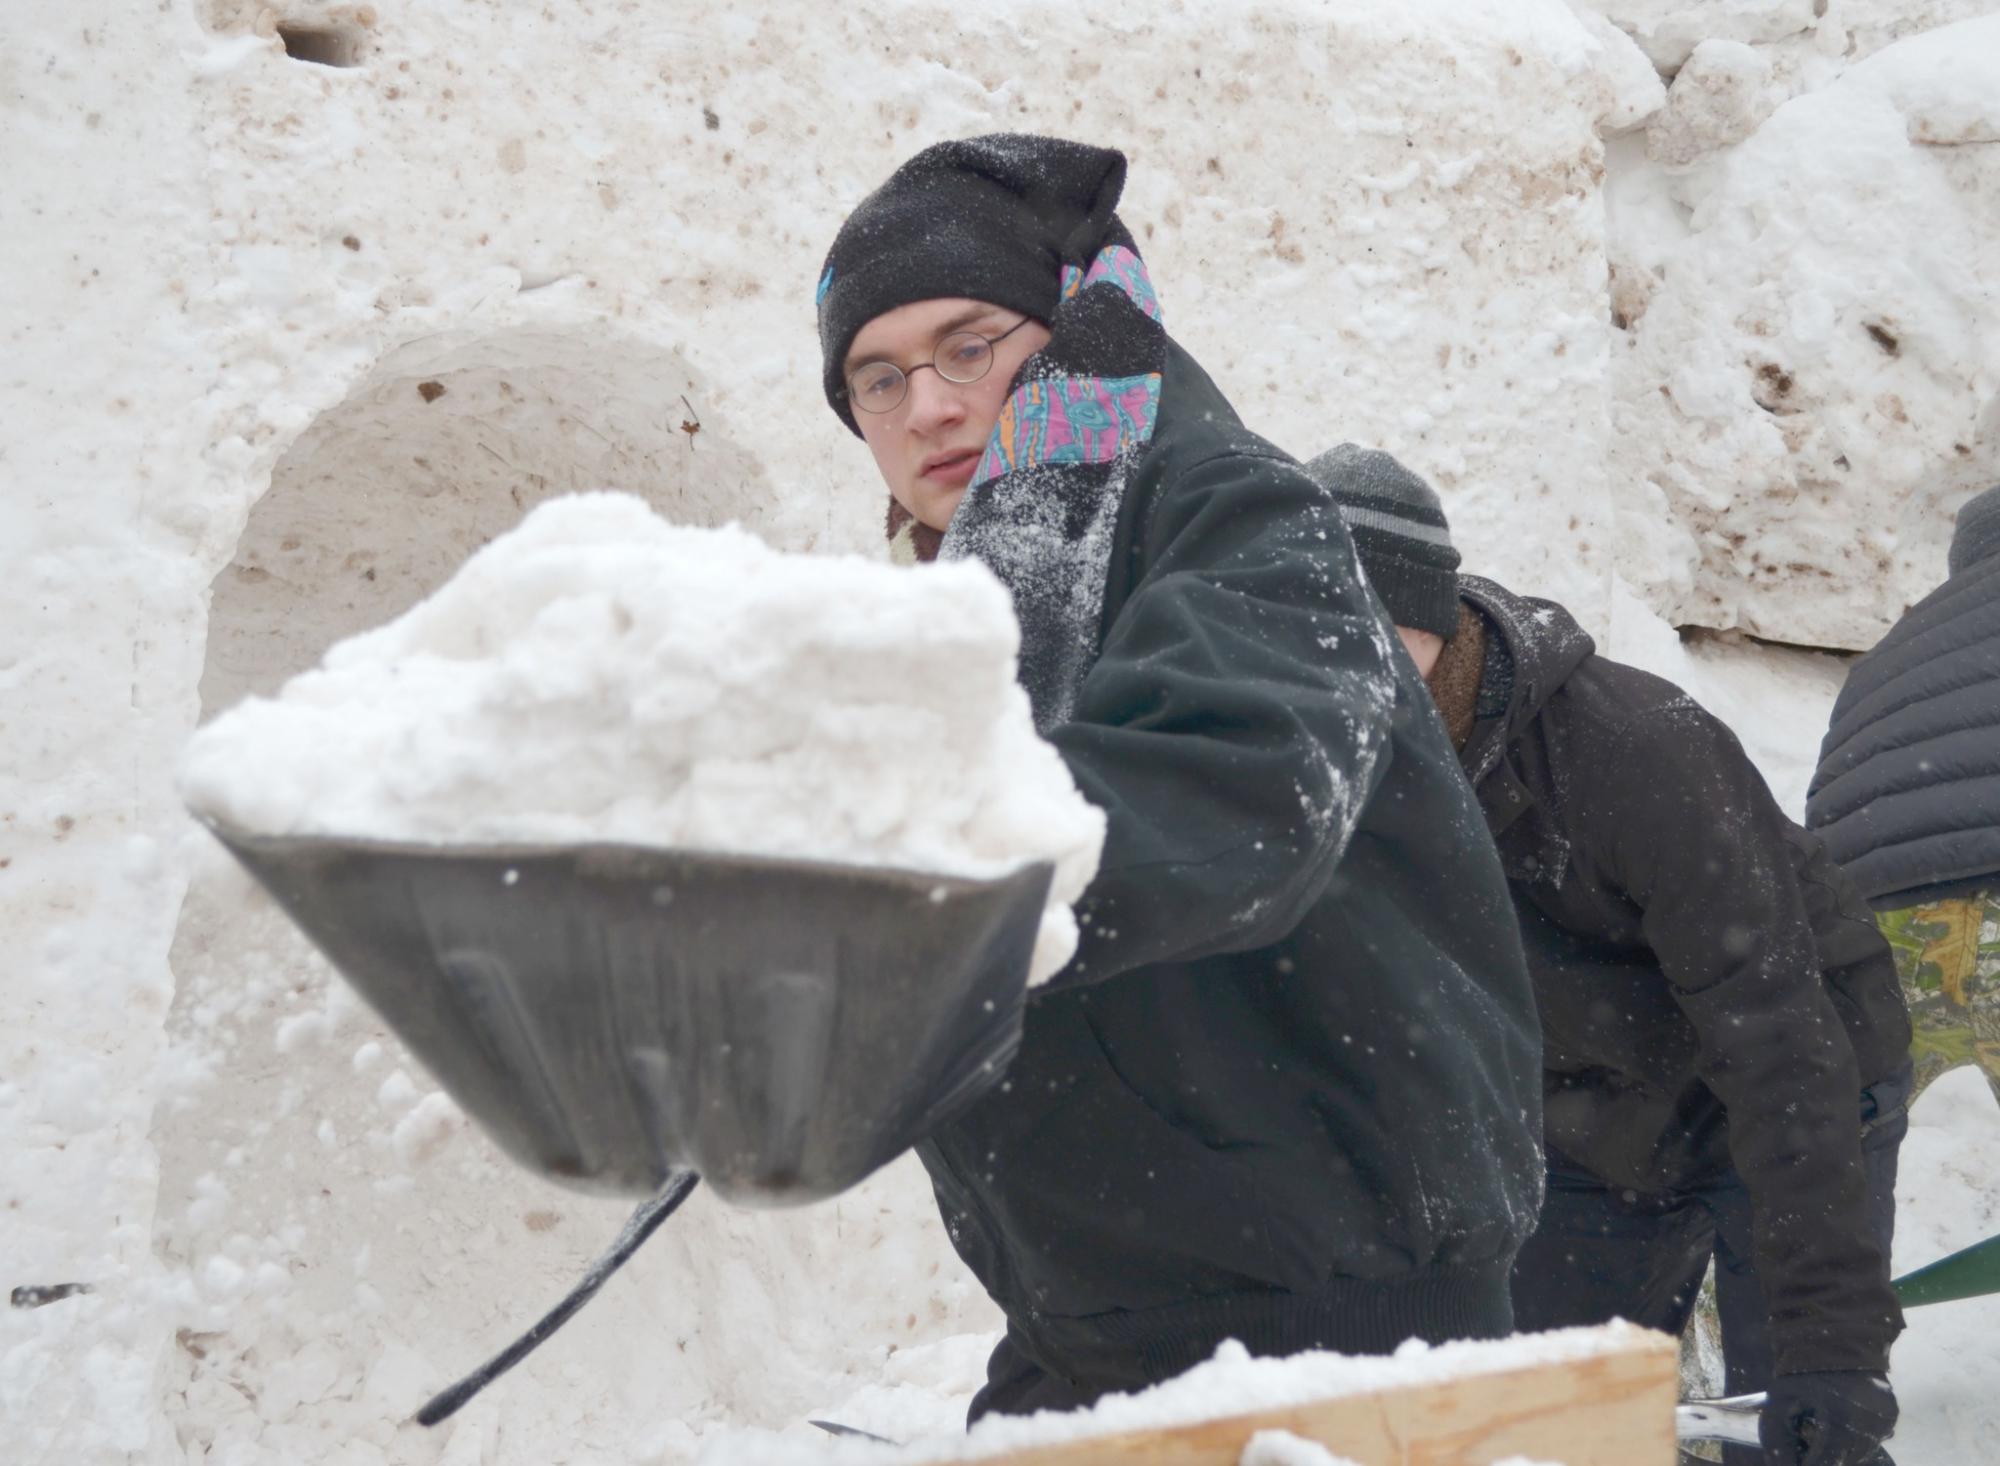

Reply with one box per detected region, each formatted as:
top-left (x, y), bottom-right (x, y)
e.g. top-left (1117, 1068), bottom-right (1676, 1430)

top-left (1760, 1370), bottom-right (1898, 1465)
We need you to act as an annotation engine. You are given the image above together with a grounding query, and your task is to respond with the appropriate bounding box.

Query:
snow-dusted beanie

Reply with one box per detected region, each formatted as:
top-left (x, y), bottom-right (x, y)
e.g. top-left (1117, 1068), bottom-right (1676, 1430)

top-left (817, 135), bottom-right (1131, 438)
top-left (820, 134), bottom-right (1167, 730)
top-left (1302, 444), bottom-right (1462, 640)
top-left (1950, 483), bottom-right (2000, 578)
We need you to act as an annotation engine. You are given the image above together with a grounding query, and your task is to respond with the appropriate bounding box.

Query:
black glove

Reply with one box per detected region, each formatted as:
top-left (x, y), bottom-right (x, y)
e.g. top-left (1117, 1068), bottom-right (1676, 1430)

top-left (1760, 1370), bottom-right (1898, 1466)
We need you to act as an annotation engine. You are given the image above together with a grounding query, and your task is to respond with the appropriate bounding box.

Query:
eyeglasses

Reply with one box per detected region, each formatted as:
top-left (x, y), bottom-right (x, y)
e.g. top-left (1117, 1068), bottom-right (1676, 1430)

top-left (844, 317), bottom-right (1035, 415)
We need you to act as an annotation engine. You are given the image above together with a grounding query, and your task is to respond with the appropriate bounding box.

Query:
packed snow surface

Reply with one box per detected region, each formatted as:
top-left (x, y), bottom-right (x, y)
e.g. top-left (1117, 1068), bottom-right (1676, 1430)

top-left (1884, 1068), bottom-right (2000, 1466)
top-left (1606, 11), bottom-right (2000, 648)
top-left (179, 492), bottom-right (1104, 982)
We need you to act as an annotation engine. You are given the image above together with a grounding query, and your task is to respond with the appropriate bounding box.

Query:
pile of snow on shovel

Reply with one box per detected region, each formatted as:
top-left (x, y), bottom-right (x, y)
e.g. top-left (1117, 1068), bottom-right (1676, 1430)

top-left (181, 491), bottom-right (1104, 982)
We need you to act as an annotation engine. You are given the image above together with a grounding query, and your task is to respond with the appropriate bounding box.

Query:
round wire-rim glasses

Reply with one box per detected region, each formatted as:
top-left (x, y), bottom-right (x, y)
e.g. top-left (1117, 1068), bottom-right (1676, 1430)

top-left (845, 317), bottom-right (1035, 415)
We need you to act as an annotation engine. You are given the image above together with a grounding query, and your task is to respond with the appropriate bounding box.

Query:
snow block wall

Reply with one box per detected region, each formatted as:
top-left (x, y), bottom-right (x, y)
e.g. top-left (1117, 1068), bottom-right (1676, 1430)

top-left (1585, 0), bottom-right (2000, 645)
top-left (2, 1), bottom-right (1995, 1463)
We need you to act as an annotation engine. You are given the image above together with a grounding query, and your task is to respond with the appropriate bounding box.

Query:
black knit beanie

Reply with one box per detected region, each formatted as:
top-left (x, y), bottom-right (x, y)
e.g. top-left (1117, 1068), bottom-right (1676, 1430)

top-left (1949, 483), bottom-right (2000, 578)
top-left (1302, 444), bottom-right (1463, 639)
top-left (816, 135), bottom-right (1130, 437)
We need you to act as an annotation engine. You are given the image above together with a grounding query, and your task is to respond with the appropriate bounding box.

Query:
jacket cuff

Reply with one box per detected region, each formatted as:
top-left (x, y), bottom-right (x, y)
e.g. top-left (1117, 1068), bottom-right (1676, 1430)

top-left (1771, 1320), bottom-right (1901, 1377)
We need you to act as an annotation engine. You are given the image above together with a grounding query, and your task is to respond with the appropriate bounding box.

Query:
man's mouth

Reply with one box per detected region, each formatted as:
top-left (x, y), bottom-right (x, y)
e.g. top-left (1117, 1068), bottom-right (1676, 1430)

top-left (919, 449), bottom-right (983, 485)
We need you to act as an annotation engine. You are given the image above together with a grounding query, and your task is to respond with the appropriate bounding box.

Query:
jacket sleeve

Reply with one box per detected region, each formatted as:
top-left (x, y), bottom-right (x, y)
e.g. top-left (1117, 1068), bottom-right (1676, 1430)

top-left (1046, 444), bottom-right (1400, 987)
top-left (1586, 700), bottom-right (1903, 1374)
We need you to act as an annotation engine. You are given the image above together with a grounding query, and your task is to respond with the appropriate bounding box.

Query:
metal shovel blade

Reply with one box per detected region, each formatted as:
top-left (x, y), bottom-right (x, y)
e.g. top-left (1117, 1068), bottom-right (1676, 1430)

top-left (201, 817), bottom-right (1052, 1205)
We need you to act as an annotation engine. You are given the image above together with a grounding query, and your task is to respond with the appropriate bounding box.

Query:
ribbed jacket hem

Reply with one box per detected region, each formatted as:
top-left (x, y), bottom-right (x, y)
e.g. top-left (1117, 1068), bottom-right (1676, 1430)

top-left (1018, 1261), bottom-right (1515, 1391)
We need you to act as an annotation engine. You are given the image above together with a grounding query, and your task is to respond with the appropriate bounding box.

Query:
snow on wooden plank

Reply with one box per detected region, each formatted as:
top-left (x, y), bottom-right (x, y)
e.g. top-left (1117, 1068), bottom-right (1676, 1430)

top-left (711, 1324), bottom-right (1678, 1465)
top-left (918, 1327), bottom-right (1676, 1466)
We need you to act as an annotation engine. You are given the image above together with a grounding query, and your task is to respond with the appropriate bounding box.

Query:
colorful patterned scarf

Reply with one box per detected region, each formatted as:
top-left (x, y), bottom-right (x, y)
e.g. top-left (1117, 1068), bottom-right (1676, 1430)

top-left (920, 242), bottom-right (1166, 730)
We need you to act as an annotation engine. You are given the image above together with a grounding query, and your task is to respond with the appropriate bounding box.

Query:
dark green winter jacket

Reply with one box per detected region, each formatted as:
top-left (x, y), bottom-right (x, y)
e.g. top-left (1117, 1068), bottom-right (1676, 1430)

top-left (916, 342), bottom-right (1544, 1393)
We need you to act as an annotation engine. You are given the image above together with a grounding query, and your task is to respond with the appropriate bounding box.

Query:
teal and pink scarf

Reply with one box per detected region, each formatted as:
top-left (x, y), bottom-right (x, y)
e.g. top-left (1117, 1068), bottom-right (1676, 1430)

top-left (910, 239), bottom-right (1167, 730)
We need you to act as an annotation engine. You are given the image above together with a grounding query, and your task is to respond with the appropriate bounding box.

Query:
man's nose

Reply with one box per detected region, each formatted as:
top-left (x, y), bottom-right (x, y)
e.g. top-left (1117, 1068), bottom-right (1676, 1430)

top-left (903, 368), bottom-right (968, 434)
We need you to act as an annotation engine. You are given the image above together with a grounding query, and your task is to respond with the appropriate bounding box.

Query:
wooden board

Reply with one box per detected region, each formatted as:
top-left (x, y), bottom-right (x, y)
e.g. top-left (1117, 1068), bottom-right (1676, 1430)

top-left (915, 1328), bottom-right (1678, 1466)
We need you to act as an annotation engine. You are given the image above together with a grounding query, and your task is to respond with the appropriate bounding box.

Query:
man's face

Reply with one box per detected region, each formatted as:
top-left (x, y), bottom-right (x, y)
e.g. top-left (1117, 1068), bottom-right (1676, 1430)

top-left (845, 297), bottom-right (1052, 533)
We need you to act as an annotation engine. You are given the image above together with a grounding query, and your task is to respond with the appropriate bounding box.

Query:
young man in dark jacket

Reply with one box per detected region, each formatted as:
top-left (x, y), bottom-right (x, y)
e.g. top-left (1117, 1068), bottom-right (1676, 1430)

top-left (816, 138), bottom-right (1544, 1420)
top-left (1304, 445), bottom-right (1913, 1466)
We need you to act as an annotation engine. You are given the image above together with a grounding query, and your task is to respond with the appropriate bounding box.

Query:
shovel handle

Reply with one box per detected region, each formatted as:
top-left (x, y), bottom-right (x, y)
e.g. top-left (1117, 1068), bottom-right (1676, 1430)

top-left (1676, 1392), bottom-right (1767, 1446)
top-left (810, 1419), bottom-right (902, 1444)
top-left (1894, 1230), bottom-right (2000, 1307)
top-left (416, 1169), bottom-right (700, 1426)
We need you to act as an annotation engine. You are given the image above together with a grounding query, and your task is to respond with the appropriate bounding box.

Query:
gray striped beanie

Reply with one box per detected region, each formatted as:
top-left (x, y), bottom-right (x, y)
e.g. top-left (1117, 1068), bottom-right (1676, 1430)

top-left (1303, 443), bottom-right (1462, 639)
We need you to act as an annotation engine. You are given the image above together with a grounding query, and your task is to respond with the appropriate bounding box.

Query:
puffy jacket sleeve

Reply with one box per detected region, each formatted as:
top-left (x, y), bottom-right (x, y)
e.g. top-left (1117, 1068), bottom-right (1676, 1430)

top-left (1584, 700), bottom-right (1902, 1374)
top-left (1047, 444), bottom-right (1399, 986)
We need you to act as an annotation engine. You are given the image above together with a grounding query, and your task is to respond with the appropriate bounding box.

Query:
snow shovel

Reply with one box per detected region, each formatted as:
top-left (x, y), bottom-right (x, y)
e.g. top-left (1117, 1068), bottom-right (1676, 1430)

top-left (198, 816), bottom-right (1052, 1420)
top-left (202, 816), bottom-right (1051, 1204)
top-left (1893, 1229), bottom-right (2000, 1308)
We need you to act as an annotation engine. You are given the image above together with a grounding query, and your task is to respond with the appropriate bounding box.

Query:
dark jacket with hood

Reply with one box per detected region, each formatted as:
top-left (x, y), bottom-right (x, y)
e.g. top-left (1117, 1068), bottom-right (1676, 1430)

top-left (1808, 519), bottom-right (2000, 908)
top-left (914, 345), bottom-right (1545, 1394)
top-left (1456, 575), bottom-right (1911, 1375)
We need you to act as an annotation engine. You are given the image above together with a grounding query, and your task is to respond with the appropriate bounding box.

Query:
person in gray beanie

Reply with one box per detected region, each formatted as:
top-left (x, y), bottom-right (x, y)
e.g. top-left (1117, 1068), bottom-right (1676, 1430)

top-left (1303, 444), bottom-right (1461, 639)
top-left (1810, 483), bottom-right (2000, 1113)
top-left (1301, 445), bottom-right (1477, 737)
top-left (1304, 445), bottom-right (1912, 1466)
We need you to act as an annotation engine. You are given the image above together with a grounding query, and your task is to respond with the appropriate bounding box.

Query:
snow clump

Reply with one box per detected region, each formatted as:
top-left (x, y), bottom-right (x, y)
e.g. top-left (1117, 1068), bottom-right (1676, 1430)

top-left (181, 491), bottom-right (1105, 982)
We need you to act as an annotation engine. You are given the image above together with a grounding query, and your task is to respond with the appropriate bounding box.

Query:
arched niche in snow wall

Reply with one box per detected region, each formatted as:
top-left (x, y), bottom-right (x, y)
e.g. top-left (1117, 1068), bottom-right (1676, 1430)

top-left (198, 323), bottom-right (775, 715)
top-left (148, 323), bottom-right (931, 1456)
